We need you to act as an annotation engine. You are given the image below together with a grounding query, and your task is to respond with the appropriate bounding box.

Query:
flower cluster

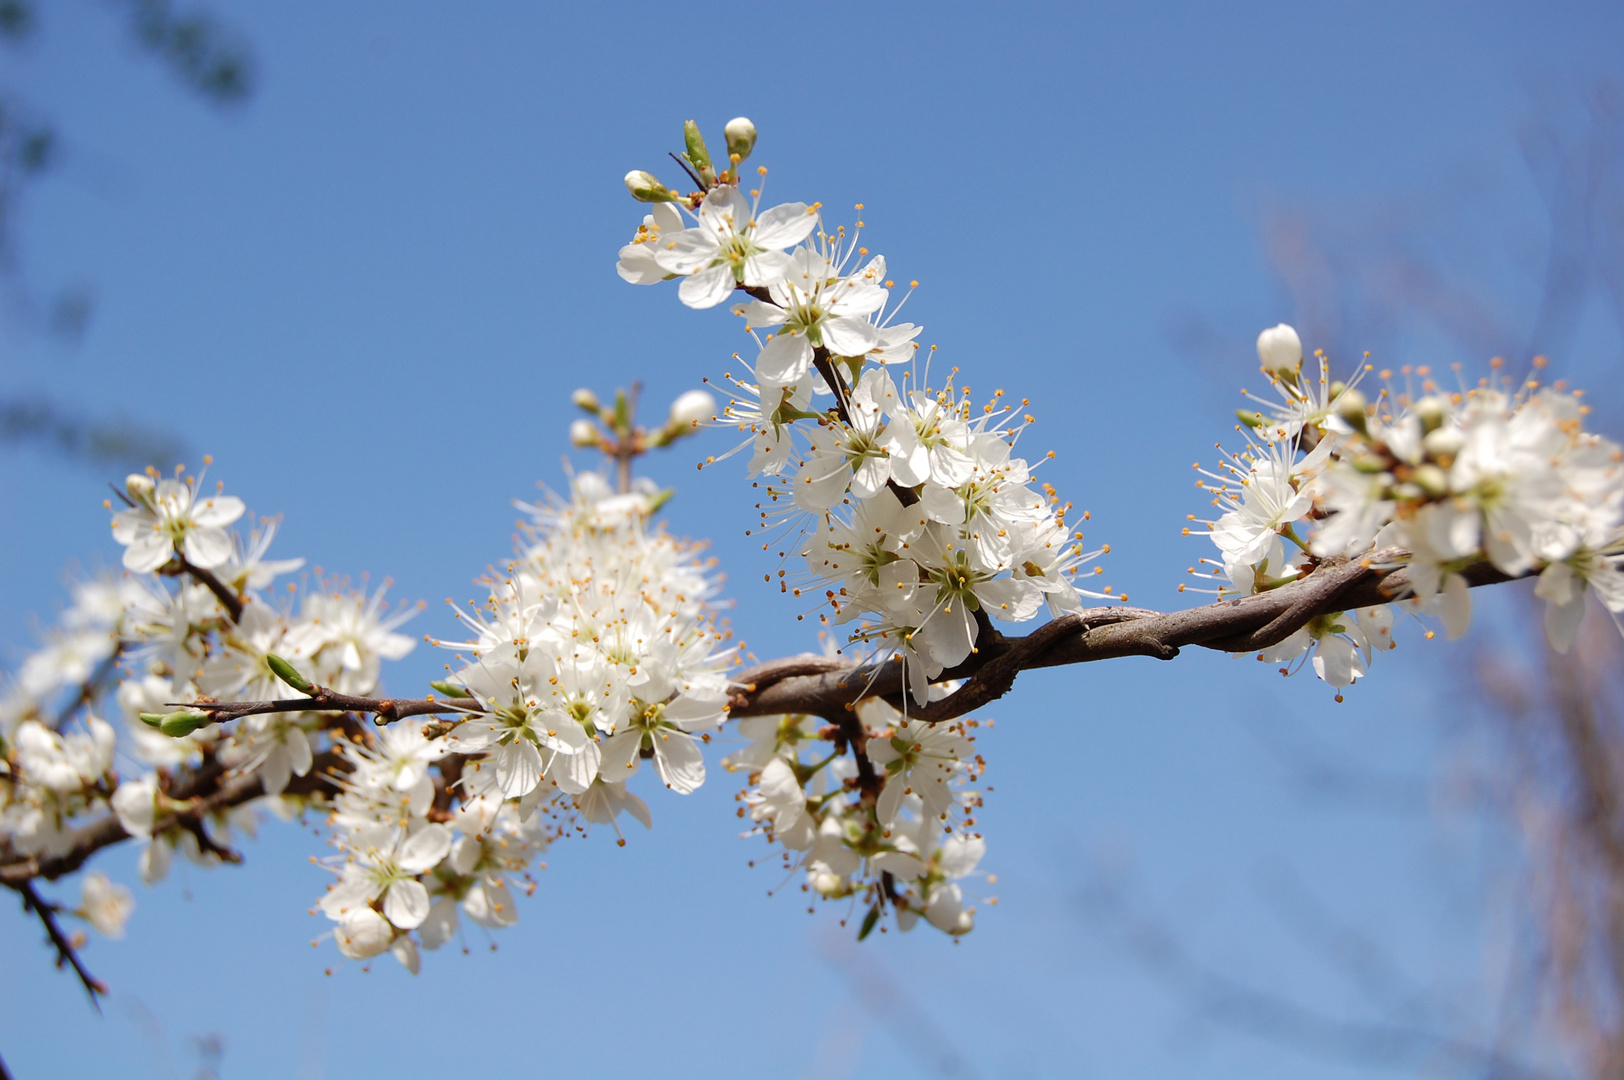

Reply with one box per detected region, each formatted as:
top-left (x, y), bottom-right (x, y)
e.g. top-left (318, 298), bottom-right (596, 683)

top-left (314, 462), bottom-right (734, 969)
top-left (618, 118), bottom-right (1111, 707)
top-left (1189, 325), bottom-right (1624, 693)
top-left (725, 685), bottom-right (989, 938)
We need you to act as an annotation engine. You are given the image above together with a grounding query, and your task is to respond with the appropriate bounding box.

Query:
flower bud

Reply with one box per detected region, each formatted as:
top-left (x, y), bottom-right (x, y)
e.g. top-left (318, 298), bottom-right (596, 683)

top-left (1256, 323), bottom-right (1303, 377)
top-left (624, 170), bottom-right (677, 203)
top-left (266, 653), bottom-right (314, 695)
top-left (570, 419), bottom-right (602, 448)
top-left (1335, 387), bottom-right (1369, 433)
top-left (1412, 463), bottom-right (1449, 498)
top-left (429, 679), bottom-right (471, 699)
top-left (1422, 425), bottom-right (1465, 462)
top-left (724, 117), bottom-right (757, 162)
top-left (138, 712), bottom-right (166, 728)
top-left (125, 473), bottom-right (155, 505)
top-left (1414, 395), bottom-right (1448, 432)
top-left (571, 388), bottom-right (600, 414)
top-left (666, 389), bottom-right (715, 429)
top-left (158, 711), bottom-right (211, 738)
top-left (682, 120), bottom-right (714, 183)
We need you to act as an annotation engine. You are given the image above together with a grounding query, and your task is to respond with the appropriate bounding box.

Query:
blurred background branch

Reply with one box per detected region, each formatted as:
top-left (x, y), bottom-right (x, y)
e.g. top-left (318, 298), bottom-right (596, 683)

top-left (0, 0), bottom-right (253, 471)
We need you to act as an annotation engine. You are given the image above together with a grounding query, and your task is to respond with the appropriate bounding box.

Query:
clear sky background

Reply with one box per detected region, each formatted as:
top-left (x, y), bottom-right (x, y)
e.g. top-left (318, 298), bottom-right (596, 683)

top-left (2, 3), bottom-right (1622, 1078)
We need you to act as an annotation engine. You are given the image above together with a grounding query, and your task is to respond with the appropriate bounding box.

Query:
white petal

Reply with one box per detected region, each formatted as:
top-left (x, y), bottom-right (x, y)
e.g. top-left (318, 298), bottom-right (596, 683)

top-left (383, 878), bottom-right (431, 930)
top-left (652, 731), bottom-right (705, 794)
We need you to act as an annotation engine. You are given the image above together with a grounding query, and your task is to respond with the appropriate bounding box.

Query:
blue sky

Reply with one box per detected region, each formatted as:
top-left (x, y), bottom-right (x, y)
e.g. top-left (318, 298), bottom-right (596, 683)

top-left (2, 3), bottom-right (1622, 1077)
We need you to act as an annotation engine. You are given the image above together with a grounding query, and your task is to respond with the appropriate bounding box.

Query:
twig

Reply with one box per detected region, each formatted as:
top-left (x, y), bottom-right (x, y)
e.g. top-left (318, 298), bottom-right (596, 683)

top-left (11, 880), bottom-right (106, 1009)
top-left (158, 555), bottom-right (243, 623)
top-left (52, 644), bottom-right (123, 729)
top-left (181, 686), bottom-right (478, 726)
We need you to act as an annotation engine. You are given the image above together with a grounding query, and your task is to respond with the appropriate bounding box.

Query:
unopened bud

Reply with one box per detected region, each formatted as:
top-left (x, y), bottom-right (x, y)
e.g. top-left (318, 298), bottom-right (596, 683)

top-left (1236, 409), bottom-right (1264, 429)
top-left (1414, 395), bottom-right (1447, 432)
top-left (1335, 387), bottom-right (1369, 433)
top-left (1422, 425), bottom-right (1465, 461)
top-left (571, 388), bottom-right (600, 414)
top-left (125, 473), bottom-right (155, 505)
top-left (159, 712), bottom-right (211, 738)
top-left (266, 653), bottom-right (314, 695)
top-left (682, 120), bottom-right (714, 183)
top-left (138, 712), bottom-right (166, 728)
top-left (1412, 463), bottom-right (1449, 498)
top-left (570, 419), bottom-right (602, 448)
top-left (1352, 453), bottom-right (1388, 475)
top-left (724, 117), bottom-right (757, 162)
top-left (624, 170), bottom-right (677, 203)
top-left (429, 680), bottom-right (471, 699)
top-left (1256, 323), bottom-right (1303, 377)
top-left (666, 389), bottom-right (715, 430)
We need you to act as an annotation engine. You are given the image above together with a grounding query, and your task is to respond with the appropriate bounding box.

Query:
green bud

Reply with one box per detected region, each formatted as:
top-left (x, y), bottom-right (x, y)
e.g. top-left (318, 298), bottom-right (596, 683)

top-left (429, 680), bottom-right (471, 699)
top-left (724, 117), bottom-right (757, 162)
top-left (159, 712), bottom-right (211, 738)
top-left (1236, 409), bottom-right (1264, 429)
top-left (266, 653), bottom-right (314, 695)
top-left (624, 170), bottom-right (677, 203)
top-left (1413, 463), bottom-right (1449, 498)
top-left (138, 712), bottom-right (166, 728)
top-left (682, 120), bottom-right (715, 185)
top-left (571, 387), bottom-right (600, 414)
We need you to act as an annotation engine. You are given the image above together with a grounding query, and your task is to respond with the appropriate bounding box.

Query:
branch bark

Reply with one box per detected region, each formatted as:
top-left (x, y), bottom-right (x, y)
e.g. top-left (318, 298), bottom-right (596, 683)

top-left (728, 549), bottom-right (1519, 724)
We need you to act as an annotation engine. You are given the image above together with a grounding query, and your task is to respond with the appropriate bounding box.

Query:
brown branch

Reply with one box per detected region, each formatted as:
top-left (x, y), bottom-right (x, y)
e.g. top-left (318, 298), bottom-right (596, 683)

top-left (0, 748), bottom-right (344, 887)
top-left (158, 555), bottom-right (243, 622)
top-left (52, 643), bottom-right (123, 729)
top-left (184, 686), bottom-right (478, 726)
top-left (729, 549), bottom-right (1520, 725)
top-left (9, 880), bottom-right (106, 1009)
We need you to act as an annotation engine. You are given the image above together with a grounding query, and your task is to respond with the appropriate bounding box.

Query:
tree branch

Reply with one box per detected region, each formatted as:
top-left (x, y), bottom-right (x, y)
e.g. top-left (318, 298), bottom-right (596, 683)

top-left (729, 549), bottom-right (1520, 724)
top-left (0, 748), bottom-right (345, 886)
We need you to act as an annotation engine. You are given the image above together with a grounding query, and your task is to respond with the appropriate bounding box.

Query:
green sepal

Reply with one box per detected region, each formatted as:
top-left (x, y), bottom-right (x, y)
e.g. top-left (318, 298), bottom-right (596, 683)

top-left (266, 653), bottom-right (314, 695)
top-left (138, 712), bottom-right (166, 728)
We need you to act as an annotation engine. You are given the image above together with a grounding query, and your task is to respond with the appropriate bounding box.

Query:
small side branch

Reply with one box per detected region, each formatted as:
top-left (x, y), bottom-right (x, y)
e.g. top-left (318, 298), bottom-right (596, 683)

top-left (159, 555), bottom-right (244, 622)
top-left (186, 686), bottom-right (477, 726)
top-left (11, 880), bottom-right (106, 1009)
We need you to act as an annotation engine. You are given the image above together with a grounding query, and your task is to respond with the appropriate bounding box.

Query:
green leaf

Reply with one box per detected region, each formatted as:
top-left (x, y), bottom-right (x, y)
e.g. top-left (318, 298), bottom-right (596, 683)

top-left (857, 904), bottom-right (881, 941)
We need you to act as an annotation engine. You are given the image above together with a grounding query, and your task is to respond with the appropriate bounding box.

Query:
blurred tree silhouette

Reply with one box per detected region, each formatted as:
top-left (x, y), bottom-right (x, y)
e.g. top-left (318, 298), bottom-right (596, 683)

top-left (0, 0), bottom-right (253, 470)
top-left (1120, 82), bottom-right (1624, 1080)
